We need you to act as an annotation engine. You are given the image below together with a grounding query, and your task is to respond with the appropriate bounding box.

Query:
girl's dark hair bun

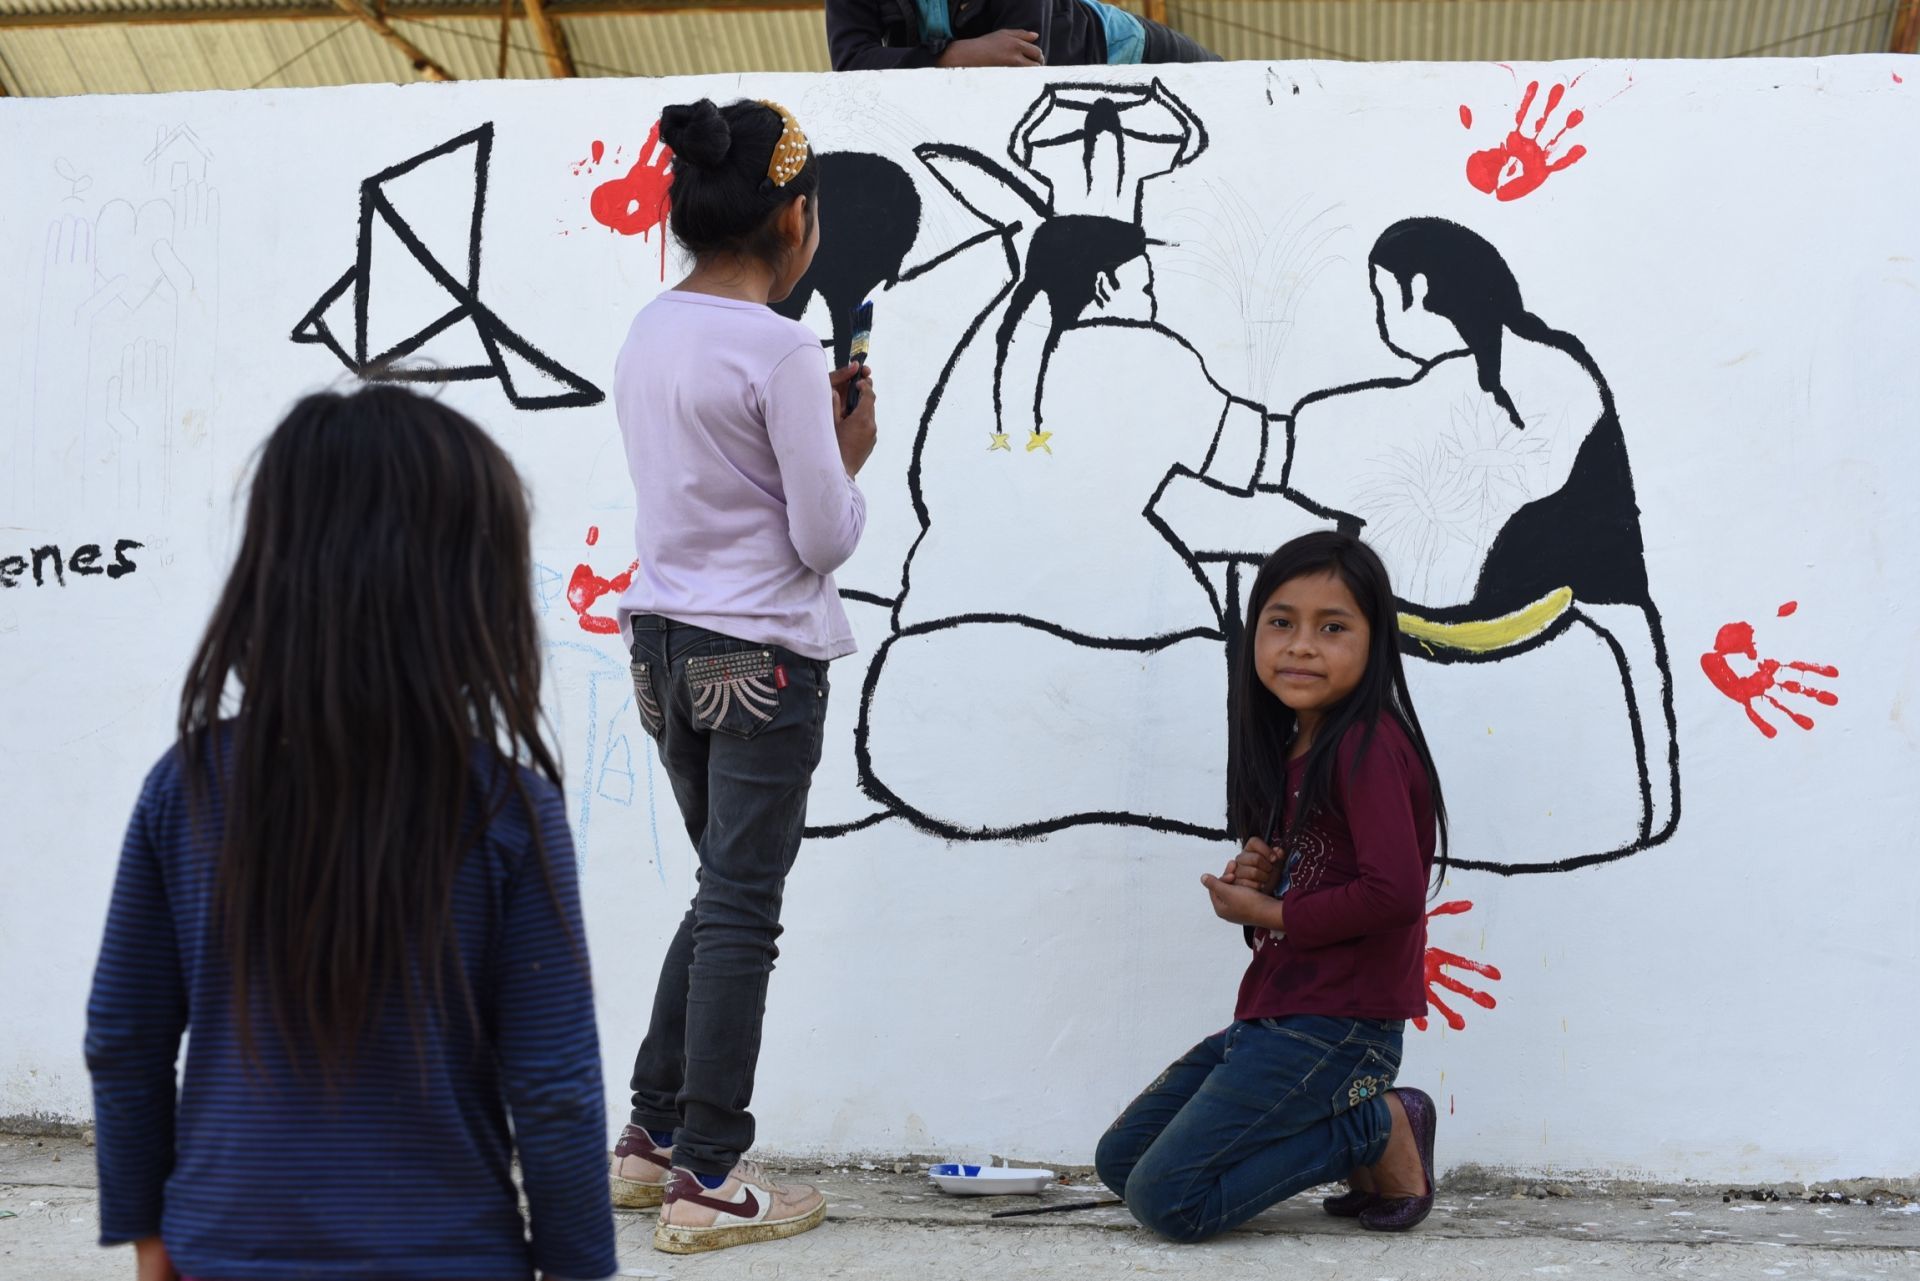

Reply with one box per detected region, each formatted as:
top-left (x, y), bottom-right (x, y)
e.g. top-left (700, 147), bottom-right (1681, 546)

top-left (659, 99), bottom-right (732, 170)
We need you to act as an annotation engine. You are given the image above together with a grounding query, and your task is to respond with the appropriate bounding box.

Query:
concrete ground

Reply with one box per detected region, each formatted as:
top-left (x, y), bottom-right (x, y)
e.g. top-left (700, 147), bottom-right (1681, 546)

top-left (6, 1133), bottom-right (1918, 1280)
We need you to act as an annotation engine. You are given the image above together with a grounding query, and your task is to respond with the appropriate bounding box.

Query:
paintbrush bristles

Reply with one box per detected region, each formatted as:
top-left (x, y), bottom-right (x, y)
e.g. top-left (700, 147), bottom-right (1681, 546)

top-left (849, 301), bottom-right (874, 364)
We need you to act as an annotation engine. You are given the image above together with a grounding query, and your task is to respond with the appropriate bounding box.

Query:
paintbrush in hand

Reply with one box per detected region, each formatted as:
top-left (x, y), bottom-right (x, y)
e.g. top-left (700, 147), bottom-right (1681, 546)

top-left (846, 300), bottom-right (873, 412)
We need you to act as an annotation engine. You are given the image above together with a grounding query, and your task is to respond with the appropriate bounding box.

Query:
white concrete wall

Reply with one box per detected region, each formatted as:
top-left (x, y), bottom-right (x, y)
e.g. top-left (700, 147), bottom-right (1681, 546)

top-left (2, 58), bottom-right (1916, 1181)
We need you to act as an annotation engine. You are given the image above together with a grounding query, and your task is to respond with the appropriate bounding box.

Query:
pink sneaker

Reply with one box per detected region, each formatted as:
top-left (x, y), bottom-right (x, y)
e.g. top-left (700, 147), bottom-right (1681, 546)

top-left (609, 1124), bottom-right (674, 1209)
top-left (652, 1159), bottom-right (827, 1254)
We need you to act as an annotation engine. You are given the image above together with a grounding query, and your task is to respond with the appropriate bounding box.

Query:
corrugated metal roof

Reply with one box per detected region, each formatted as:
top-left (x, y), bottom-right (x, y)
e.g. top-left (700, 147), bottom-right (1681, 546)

top-left (0, 1), bottom-right (1907, 98)
top-left (1173, 0), bottom-right (1902, 61)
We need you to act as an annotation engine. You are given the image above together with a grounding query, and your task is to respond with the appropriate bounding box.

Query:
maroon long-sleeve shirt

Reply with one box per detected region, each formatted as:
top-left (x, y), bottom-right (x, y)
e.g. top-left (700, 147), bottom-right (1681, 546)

top-left (1235, 717), bottom-right (1436, 1022)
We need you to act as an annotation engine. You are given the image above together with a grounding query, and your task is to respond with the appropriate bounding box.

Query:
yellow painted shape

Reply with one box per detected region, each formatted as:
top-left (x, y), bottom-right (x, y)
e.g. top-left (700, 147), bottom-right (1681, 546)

top-left (987, 432), bottom-right (1012, 452)
top-left (1025, 430), bottom-right (1054, 455)
top-left (1397, 586), bottom-right (1573, 655)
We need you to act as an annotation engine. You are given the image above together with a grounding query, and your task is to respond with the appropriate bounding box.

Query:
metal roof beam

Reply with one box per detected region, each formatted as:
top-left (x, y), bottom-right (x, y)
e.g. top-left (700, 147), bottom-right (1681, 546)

top-left (0, 0), bottom-right (820, 28)
top-left (333, 0), bottom-right (456, 77)
top-left (1894, 0), bottom-right (1920, 54)
top-left (521, 0), bottom-right (574, 74)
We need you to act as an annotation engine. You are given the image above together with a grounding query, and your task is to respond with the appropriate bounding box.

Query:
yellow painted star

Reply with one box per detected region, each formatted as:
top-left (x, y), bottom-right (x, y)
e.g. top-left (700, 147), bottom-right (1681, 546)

top-left (1025, 430), bottom-right (1054, 455)
top-left (987, 432), bottom-right (1012, 452)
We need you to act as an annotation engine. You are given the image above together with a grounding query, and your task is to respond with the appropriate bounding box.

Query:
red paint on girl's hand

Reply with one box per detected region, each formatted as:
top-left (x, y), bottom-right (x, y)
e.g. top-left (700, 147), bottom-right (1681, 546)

top-left (590, 120), bottom-right (675, 279)
top-left (1701, 605), bottom-right (1840, 738)
top-left (1463, 79), bottom-right (1589, 202)
top-left (1412, 901), bottom-right (1501, 1032)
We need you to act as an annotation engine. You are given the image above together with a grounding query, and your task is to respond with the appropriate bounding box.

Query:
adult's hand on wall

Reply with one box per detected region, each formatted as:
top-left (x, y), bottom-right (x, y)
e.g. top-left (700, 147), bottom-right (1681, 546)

top-left (936, 30), bottom-right (1044, 68)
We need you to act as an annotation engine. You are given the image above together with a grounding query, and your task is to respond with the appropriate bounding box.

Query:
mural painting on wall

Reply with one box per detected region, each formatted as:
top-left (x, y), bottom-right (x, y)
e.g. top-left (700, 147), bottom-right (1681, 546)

top-left (698, 80), bottom-right (1683, 886)
top-left (270, 73), bottom-right (1889, 1034)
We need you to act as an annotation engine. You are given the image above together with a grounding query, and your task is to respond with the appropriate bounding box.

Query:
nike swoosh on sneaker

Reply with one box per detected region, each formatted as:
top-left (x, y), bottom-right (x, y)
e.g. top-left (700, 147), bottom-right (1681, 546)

top-left (678, 1185), bottom-right (762, 1218)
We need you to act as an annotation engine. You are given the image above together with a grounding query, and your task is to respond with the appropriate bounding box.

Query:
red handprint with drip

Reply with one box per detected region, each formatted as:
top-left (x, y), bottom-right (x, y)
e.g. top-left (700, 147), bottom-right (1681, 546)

top-left (1413, 900), bottom-right (1502, 1032)
top-left (1701, 601), bottom-right (1839, 739)
top-left (567, 525), bottom-right (638, 637)
top-left (589, 120), bottom-right (675, 278)
top-left (1462, 80), bottom-right (1588, 202)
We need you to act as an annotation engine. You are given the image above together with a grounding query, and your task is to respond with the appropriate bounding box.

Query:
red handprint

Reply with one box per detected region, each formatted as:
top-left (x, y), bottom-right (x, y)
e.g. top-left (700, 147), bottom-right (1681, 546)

top-left (1462, 80), bottom-right (1588, 202)
top-left (567, 525), bottom-right (638, 637)
top-left (590, 121), bottom-right (674, 279)
top-left (1701, 601), bottom-right (1839, 739)
top-left (1413, 900), bottom-right (1502, 1032)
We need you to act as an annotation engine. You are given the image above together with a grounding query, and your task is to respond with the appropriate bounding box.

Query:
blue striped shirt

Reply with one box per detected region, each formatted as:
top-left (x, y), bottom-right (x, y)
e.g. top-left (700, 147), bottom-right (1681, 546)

top-left (85, 741), bottom-right (618, 1281)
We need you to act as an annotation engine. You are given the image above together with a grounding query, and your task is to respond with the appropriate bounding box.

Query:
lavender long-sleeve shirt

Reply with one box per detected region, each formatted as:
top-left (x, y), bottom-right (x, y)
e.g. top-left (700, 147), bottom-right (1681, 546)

top-left (613, 292), bottom-right (865, 660)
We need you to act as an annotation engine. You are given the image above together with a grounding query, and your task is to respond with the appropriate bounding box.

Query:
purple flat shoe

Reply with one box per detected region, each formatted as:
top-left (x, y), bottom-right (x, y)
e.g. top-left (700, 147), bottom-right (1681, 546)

top-left (1359, 1087), bottom-right (1436, 1232)
top-left (1321, 1186), bottom-right (1379, 1217)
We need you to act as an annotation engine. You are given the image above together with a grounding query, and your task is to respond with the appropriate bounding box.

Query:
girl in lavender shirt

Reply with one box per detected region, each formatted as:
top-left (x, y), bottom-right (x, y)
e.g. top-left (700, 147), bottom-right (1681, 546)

top-left (605, 97), bottom-right (877, 1256)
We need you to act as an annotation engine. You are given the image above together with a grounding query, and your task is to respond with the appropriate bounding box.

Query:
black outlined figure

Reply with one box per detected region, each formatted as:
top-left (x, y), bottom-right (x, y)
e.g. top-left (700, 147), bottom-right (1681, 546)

top-left (773, 151), bottom-right (923, 369)
top-left (1154, 217), bottom-right (1680, 873)
top-left (911, 80), bottom-right (1208, 453)
top-left (832, 79), bottom-right (1267, 840)
top-left (292, 123), bottom-right (603, 411)
top-left (777, 99), bottom-right (1678, 870)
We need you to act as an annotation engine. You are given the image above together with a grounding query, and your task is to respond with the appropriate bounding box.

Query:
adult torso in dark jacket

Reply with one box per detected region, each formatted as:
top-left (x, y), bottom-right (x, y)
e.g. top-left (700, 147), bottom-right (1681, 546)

top-left (829, 0), bottom-right (1106, 70)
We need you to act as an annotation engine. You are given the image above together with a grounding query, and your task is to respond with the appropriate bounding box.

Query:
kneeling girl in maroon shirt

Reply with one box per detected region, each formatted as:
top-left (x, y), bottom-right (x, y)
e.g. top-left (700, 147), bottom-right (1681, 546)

top-left (1094, 531), bottom-right (1450, 1242)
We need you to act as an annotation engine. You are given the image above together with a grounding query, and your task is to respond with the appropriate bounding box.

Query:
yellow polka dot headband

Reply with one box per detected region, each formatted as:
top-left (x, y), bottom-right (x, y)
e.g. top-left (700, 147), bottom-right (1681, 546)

top-left (759, 99), bottom-right (811, 188)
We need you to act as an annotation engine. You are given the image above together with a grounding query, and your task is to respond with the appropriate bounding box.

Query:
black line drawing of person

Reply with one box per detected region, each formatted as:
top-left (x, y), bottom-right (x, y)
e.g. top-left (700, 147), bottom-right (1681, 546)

top-left (1154, 217), bottom-right (1680, 872)
top-left (789, 87), bottom-right (1679, 871)
top-left (830, 79), bottom-right (1279, 840)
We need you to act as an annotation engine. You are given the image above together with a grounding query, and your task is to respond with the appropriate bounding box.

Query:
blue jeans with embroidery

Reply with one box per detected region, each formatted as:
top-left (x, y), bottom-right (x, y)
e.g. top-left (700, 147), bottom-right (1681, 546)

top-left (1095, 1016), bottom-right (1402, 1242)
top-left (624, 614), bottom-right (831, 1176)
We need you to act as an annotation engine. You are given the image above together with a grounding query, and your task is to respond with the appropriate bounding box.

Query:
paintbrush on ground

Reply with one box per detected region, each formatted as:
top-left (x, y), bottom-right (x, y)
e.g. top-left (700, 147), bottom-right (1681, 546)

top-left (846, 299), bottom-right (873, 412)
top-left (988, 1198), bottom-right (1123, 1218)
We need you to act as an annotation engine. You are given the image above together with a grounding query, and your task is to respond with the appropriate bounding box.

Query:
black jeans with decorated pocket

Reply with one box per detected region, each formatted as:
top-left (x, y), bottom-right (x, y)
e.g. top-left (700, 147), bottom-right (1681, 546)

top-left (624, 614), bottom-right (830, 1176)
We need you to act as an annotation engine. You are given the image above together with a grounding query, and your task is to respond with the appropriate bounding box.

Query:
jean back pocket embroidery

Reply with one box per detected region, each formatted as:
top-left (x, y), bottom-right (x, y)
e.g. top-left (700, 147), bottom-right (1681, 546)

top-left (686, 649), bottom-right (780, 737)
top-left (630, 660), bottom-right (665, 739)
top-left (1346, 1073), bottom-right (1391, 1108)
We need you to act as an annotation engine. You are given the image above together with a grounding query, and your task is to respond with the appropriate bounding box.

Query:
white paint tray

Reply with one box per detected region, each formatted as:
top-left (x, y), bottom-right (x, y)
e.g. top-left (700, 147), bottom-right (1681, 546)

top-left (928, 1163), bottom-right (1055, 1196)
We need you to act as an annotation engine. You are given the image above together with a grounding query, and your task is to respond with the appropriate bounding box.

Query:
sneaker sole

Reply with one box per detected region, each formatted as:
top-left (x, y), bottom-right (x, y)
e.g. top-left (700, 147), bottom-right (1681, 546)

top-left (611, 1174), bottom-right (667, 1210)
top-left (651, 1201), bottom-right (827, 1254)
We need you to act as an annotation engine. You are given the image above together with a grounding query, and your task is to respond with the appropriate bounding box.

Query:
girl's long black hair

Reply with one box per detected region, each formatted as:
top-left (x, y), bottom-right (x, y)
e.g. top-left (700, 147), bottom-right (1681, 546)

top-left (178, 385), bottom-right (563, 1082)
top-left (1227, 531), bottom-right (1450, 888)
